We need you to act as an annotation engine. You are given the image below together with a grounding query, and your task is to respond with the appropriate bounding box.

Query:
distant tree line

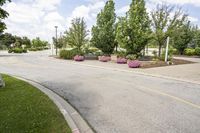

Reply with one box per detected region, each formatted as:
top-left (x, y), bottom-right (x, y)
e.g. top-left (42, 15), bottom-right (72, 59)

top-left (0, 33), bottom-right (49, 50)
top-left (0, 0), bottom-right (49, 52)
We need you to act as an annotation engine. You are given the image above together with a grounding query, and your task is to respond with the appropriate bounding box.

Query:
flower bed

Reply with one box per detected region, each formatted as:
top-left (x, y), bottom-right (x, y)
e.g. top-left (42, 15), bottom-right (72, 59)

top-left (117, 58), bottom-right (127, 64)
top-left (98, 56), bottom-right (111, 62)
top-left (74, 55), bottom-right (85, 61)
top-left (128, 60), bottom-right (141, 68)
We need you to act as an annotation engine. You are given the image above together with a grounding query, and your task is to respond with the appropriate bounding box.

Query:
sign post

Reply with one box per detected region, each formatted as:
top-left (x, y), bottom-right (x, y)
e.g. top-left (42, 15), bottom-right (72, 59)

top-left (165, 37), bottom-right (170, 63)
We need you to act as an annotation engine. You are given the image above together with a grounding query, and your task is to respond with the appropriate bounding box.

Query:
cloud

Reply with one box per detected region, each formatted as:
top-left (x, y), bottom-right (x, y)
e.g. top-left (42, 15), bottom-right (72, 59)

top-left (149, 0), bottom-right (200, 7)
top-left (116, 5), bottom-right (129, 16)
top-left (3, 0), bottom-right (64, 42)
top-left (188, 16), bottom-right (199, 22)
top-left (66, 1), bottom-right (105, 30)
top-left (147, 0), bottom-right (200, 26)
top-left (34, 0), bottom-right (62, 11)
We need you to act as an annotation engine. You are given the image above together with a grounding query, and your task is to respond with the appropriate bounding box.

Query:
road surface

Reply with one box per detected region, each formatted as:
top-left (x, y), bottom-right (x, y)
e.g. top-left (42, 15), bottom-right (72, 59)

top-left (0, 51), bottom-right (200, 133)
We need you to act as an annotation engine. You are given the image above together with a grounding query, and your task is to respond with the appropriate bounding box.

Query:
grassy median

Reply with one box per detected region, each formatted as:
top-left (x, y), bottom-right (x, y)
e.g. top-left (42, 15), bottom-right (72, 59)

top-left (0, 74), bottom-right (72, 133)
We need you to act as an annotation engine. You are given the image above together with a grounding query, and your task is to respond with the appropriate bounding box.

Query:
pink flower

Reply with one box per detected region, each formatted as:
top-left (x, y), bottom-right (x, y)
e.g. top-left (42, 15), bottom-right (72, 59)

top-left (98, 56), bottom-right (111, 62)
top-left (117, 58), bottom-right (127, 64)
top-left (74, 55), bottom-right (85, 61)
top-left (128, 60), bottom-right (140, 68)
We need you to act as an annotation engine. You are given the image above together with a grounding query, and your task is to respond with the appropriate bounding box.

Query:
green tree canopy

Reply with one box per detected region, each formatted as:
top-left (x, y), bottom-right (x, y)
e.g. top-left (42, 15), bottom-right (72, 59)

top-left (32, 37), bottom-right (47, 48)
top-left (64, 18), bottom-right (88, 52)
top-left (14, 36), bottom-right (23, 48)
top-left (52, 36), bottom-right (65, 49)
top-left (193, 27), bottom-right (200, 47)
top-left (0, 0), bottom-right (11, 33)
top-left (116, 0), bottom-right (151, 56)
top-left (0, 33), bottom-right (15, 48)
top-left (173, 21), bottom-right (194, 54)
top-left (151, 4), bottom-right (187, 57)
top-left (91, 0), bottom-right (116, 55)
top-left (22, 36), bottom-right (31, 48)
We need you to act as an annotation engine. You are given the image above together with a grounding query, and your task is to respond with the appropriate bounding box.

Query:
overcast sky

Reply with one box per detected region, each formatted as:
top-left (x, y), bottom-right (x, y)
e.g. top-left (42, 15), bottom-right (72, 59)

top-left (3, 0), bottom-right (200, 42)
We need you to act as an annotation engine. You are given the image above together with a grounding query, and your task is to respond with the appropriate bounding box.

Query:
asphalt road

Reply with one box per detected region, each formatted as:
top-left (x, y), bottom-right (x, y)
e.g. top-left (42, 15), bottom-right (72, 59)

top-left (0, 51), bottom-right (200, 133)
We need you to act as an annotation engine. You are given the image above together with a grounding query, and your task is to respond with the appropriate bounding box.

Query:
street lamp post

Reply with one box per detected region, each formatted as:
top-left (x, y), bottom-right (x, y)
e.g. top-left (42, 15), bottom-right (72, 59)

top-left (55, 26), bottom-right (58, 56)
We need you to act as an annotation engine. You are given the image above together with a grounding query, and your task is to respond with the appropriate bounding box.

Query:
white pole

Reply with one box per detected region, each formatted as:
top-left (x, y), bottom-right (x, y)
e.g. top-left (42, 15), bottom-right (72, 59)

top-left (165, 37), bottom-right (170, 62)
top-left (51, 43), bottom-right (54, 56)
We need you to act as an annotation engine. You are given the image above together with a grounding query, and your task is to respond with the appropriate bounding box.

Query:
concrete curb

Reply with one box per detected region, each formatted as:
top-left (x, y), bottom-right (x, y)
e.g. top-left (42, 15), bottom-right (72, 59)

top-left (14, 76), bottom-right (94, 133)
top-left (71, 62), bottom-right (200, 85)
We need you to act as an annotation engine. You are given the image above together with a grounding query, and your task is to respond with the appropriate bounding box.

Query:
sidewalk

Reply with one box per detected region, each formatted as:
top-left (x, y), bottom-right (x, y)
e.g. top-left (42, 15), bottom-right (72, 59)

top-left (141, 63), bottom-right (200, 83)
top-left (71, 58), bottom-right (200, 84)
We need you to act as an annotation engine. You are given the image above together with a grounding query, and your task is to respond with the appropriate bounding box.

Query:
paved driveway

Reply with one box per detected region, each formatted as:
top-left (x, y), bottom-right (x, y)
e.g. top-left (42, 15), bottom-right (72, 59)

top-left (0, 51), bottom-right (200, 133)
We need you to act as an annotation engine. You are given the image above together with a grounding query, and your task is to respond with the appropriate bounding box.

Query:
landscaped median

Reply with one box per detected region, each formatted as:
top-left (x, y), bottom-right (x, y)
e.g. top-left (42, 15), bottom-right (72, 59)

top-left (0, 74), bottom-right (71, 133)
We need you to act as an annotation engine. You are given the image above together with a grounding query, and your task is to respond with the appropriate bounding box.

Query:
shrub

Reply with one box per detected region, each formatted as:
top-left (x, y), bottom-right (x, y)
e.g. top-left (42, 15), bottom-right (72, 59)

top-left (44, 47), bottom-right (49, 50)
top-left (160, 48), bottom-right (173, 61)
top-left (94, 51), bottom-right (103, 56)
top-left (195, 47), bottom-right (200, 56)
top-left (60, 50), bottom-right (75, 59)
top-left (28, 47), bottom-right (48, 51)
top-left (172, 49), bottom-right (179, 55)
top-left (128, 60), bottom-right (141, 68)
top-left (59, 49), bottom-right (83, 60)
top-left (8, 48), bottom-right (27, 54)
top-left (184, 48), bottom-right (196, 56)
top-left (28, 48), bottom-right (37, 51)
top-left (84, 47), bottom-right (99, 55)
top-left (126, 54), bottom-right (137, 60)
top-left (8, 49), bottom-right (13, 53)
top-left (13, 48), bottom-right (23, 53)
top-left (36, 47), bottom-right (43, 51)
top-left (115, 51), bottom-right (126, 58)
top-left (22, 49), bottom-right (27, 53)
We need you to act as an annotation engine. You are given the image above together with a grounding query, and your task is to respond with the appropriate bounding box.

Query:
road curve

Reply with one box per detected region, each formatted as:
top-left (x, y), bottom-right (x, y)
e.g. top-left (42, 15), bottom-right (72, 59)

top-left (0, 51), bottom-right (200, 133)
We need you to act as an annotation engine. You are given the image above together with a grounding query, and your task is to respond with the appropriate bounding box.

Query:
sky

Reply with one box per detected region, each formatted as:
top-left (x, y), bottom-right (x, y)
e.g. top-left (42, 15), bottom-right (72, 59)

top-left (2, 0), bottom-right (200, 42)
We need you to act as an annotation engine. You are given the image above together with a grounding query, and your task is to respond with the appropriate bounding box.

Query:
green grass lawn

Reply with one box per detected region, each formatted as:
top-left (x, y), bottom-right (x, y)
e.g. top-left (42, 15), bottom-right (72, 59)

top-left (0, 74), bottom-right (72, 133)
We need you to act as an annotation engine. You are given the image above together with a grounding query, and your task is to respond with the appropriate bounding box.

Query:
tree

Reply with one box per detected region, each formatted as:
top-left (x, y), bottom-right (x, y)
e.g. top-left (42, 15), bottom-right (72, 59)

top-left (32, 37), bottom-right (48, 48)
top-left (91, 0), bottom-right (116, 55)
top-left (116, 0), bottom-right (151, 56)
top-left (151, 4), bottom-right (187, 57)
top-left (32, 37), bottom-right (42, 48)
top-left (22, 36), bottom-right (31, 48)
top-left (0, 0), bottom-right (11, 33)
top-left (53, 36), bottom-right (64, 49)
top-left (193, 27), bottom-right (200, 47)
top-left (0, 33), bottom-right (15, 48)
top-left (173, 21), bottom-right (194, 54)
top-left (65, 18), bottom-right (88, 52)
top-left (14, 36), bottom-right (23, 48)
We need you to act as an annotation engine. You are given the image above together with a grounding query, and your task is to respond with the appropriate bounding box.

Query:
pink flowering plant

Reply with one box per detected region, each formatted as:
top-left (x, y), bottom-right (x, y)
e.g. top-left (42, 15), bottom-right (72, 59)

top-left (128, 60), bottom-right (141, 68)
top-left (98, 56), bottom-right (111, 62)
top-left (117, 57), bottom-right (127, 64)
top-left (74, 55), bottom-right (85, 61)
top-left (115, 51), bottom-right (127, 64)
top-left (126, 54), bottom-right (141, 68)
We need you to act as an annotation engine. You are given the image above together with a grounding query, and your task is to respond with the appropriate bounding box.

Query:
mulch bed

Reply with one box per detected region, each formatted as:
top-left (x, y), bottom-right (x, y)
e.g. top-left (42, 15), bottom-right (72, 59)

top-left (140, 58), bottom-right (194, 69)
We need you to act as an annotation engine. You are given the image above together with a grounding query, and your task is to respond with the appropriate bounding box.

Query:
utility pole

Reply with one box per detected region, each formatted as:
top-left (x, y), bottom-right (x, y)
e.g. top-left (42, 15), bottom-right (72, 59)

top-left (55, 26), bottom-right (58, 56)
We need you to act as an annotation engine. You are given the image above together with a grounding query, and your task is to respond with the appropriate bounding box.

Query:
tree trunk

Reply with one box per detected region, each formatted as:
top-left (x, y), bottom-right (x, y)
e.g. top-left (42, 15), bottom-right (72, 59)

top-left (115, 45), bottom-right (118, 53)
